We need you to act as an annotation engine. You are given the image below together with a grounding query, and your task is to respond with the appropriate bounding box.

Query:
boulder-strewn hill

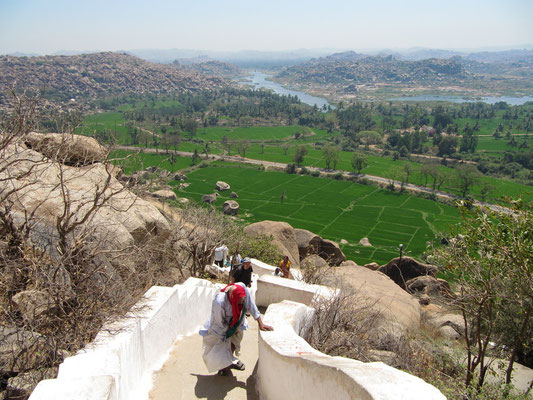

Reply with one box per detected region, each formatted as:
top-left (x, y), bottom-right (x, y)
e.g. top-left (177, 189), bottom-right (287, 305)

top-left (276, 54), bottom-right (469, 86)
top-left (174, 59), bottom-right (243, 78)
top-left (0, 52), bottom-right (229, 109)
top-left (453, 55), bottom-right (533, 78)
top-left (464, 49), bottom-right (533, 64)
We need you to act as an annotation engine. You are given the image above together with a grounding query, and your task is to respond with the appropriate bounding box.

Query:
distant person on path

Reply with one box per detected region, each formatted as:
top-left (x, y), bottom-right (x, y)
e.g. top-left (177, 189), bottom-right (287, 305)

top-left (280, 191), bottom-right (285, 203)
top-left (214, 245), bottom-right (228, 268)
top-left (200, 282), bottom-right (273, 376)
top-left (275, 255), bottom-right (291, 278)
top-left (224, 256), bottom-right (232, 268)
top-left (230, 257), bottom-right (253, 287)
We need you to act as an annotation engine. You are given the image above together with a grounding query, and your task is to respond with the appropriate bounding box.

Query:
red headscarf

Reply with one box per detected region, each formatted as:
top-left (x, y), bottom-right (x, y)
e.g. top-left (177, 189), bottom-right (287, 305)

top-left (221, 284), bottom-right (246, 327)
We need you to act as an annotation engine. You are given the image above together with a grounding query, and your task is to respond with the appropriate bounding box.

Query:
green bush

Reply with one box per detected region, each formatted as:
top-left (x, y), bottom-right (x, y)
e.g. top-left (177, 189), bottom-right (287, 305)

top-left (285, 163), bottom-right (297, 174)
top-left (236, 234), bottom-right (282, 265)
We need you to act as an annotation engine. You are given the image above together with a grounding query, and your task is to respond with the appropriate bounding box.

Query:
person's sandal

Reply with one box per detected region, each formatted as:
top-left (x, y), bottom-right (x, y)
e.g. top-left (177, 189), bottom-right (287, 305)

top-left (229, 360), bottom-right (245, 371)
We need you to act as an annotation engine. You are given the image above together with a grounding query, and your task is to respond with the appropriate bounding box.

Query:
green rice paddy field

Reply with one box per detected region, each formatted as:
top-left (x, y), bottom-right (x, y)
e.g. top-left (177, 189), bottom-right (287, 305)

top-left (110, 150), bottom-right (194, 174)
top-left (177, 163), bottom-right (461, 266)
top-left (231, 144), bottom-right (533, 203)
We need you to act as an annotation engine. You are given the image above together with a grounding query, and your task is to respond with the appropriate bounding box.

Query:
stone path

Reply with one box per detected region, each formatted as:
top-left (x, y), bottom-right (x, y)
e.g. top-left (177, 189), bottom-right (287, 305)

top-left (149, 316), bottom-right (259, 400)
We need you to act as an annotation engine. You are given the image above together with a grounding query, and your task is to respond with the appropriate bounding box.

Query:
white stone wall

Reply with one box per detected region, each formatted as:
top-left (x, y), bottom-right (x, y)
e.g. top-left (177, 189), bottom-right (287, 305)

top-left (29, 279), bottom-right (223, 400)
top-left (257, 301), bottom-right (446, 400)
top-left (256, 274), bottom-right (338, 308)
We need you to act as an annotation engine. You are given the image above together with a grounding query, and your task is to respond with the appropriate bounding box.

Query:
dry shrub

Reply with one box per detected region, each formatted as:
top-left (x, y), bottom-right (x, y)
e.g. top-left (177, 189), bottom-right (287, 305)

top-left (305, 293), bottom-right (532, 400)
top-left (304, 289), bottom-right (384, 361)
top-left (299, 258), bottom-right (335, 286)
top-left (140, 202), bottom-right (283, 282)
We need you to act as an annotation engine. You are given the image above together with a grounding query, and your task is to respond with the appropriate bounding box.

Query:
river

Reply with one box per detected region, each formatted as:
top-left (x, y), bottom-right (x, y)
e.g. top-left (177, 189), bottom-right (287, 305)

top-left (238, 71), bottom-right (332, 109)
top-left (239, 71), bottom-right (533, 107)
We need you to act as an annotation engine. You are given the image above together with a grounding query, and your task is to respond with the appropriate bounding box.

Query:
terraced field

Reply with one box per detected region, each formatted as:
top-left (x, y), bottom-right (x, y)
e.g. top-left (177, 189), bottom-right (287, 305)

top-left (177, 163), bottom-right (461, 266)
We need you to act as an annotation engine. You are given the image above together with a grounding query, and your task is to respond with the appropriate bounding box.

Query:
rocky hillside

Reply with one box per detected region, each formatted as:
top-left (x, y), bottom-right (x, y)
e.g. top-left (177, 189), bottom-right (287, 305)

top-left (454, 55), bottom-right (533, 78)
top-left (276, 53), bottom-right (469, 86)
top-left (0, 52), bottom-right (229, 109)
top-left (174, 59), bottom-right (243, 78)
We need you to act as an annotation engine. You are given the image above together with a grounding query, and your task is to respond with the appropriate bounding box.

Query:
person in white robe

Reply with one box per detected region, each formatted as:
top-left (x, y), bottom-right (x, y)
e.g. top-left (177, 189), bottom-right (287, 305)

top-left (199, 282), bottom-right (273, 375)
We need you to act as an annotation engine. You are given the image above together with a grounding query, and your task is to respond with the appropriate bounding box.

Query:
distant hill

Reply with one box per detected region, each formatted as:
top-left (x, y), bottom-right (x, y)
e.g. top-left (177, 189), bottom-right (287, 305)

top-left (393, 48), bottom-right (463, 61)
top-left (173, 59), bottom-right (243, 78)
top-left (452, 56), bottom-right (533, 78)
top-left (126, 48), bottom-right (342, 68)
top-left (321, 51), bottom-right (368, 62)
top-left (464, 49), bottom-right (533, 64)
top-left (0, 52), bottom-right (229, 109)
top-left (276, 54), bottom-right (469, 86)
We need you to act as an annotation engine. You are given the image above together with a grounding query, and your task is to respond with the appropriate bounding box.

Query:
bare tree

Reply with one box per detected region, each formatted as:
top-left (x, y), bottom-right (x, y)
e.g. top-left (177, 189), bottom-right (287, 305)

top-left (237, 141), bottom-right (250, 158)
top-left (454, 165), bottom-right (480, 198)
top-left (0, 93), bottom-right (170, 397)
top-left (163, 205), bottom-right (231, 277)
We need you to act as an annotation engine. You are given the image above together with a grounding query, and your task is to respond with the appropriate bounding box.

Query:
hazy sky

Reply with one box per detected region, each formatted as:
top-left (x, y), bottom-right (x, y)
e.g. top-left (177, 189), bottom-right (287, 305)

top-left (1, 0), bottom-right (532, 54)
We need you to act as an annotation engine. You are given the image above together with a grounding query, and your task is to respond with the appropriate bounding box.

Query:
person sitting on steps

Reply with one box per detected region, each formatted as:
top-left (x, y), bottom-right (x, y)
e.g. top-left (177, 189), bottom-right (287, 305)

top-left (275, 255), bottom-right (291, 279)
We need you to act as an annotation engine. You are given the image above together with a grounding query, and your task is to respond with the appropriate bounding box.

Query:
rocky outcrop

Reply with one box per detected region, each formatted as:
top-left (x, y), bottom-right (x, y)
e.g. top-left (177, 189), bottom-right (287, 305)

top-left (378, 257), bottom-right (438, 290)
top-left (0, 137), bottom-right (170, 253)
top-left (363, 262), bottom-right (380, 271)
top-left (294, 228), bottom-right (346, 266)
top-left (24, 132), bottom-right (108, 166)
top-left (215, 181), bottom-right (230, 191)
top-left (425, 308), bottom-right (465, 340)
top-left (0, 326), bottom-right (54, 374)
top-left (294, 229), bottom-right (322, 259)
top-left (406, 276), bottom-right (443, 296)
top-left (222, 200), bottom-right (239, 215)
top-left (230, 191), bottom-right (238, 198)
top-left (173, 172), bottom-right (188, 181)
top-left (151, 189), bottom-right (177, 200)
top-left (6, 367), bottom-right (57, 400)
top-left (359, 237), bottom-right (372, 247)
top-left (339, 260), bottom-right (359, 268)
top-left (244, 221), bottom-right (300, 266)
top-left (332, 264), bottom-right (421, 335)
top-left (301, 254), bottom-right (329, 269)
top-left (320, 238), bottom-right (346, 266)
top-left (12, 290), bottom-right (55, 320)
top-left (201, 193), bottom-right (218, 204)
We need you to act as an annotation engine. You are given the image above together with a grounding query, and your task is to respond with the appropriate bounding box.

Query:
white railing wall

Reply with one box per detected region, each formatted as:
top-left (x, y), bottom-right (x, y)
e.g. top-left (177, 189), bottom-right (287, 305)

top-left (30, 279), bottom-right (224, 400)
top-left (257, 301), bottom-right (446, 400)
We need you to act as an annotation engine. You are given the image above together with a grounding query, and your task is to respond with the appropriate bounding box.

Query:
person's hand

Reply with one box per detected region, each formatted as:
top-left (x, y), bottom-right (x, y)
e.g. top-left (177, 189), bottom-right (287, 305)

top-left (259, 323), bottom-right (274, 331)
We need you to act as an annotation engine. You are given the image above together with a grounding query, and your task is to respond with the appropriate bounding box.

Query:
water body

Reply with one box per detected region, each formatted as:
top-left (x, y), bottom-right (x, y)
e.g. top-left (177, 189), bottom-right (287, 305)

top-left (389, 94), bottom-right (533, 106)
top-left (239, 71), bottom-right (533, 107)
top-left (239, 71), bottom-right (332, 109)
